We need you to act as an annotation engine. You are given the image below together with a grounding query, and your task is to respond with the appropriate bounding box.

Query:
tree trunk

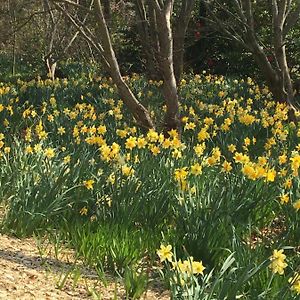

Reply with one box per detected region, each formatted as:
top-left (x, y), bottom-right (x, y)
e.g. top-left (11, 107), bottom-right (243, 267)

top-left (12, 28), bottom-right (16, 76)
top-left (251, 48), bottom-right (281, 98)
top-left (173, 0), bottom-right (195, 83)
top-left (272, 1), bottom-right (295, 106)
top-left (102, 0), bottom-right (111, 24)
top-left (8, 0), bottom-right (17, 76)
top-left (94, 0), bottom-right (154, 129)
top-left (153, 2), bottom-right (180, 131)
top-left (134, 0), bottom-right (160, 80)
top-left (204, 0), bottom-right (299, 113)
top-left (113, 75), bottom-right (155, 129)
top-left (245, 18), bottom-right (294, 105)
top-left (173, 32), bottom-right (185, 84)
top-left (45, 56), bottom-right (57, 80)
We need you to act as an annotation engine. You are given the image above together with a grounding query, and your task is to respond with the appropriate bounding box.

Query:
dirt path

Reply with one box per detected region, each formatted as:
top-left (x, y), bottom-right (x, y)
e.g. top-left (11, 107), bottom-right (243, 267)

top-left (0, 233), bottom-right (169, 299)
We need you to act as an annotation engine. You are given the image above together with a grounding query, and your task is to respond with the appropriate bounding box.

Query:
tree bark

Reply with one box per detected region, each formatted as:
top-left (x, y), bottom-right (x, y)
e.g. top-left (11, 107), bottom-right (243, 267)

top-left (173, 29), bottom-right (185, 84)
top-left (272, 0), bottom-right (294, 105)
top-left (134, 0), bottom-right (160, 80)
top-left (102, 0), bottom-right (111, 24)
top-left (8, 0), bottom-right (17, 76)
top-left (94, 0), bottom-right (154, 129)
top-left (151, 1), bottom-right (180, 131)
top-left (173, 0), bottom-right (195, 83)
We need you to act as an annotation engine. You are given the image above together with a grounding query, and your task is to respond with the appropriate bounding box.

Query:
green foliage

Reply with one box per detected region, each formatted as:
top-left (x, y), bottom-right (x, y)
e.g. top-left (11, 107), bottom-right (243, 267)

top-left (0, 73), bottom-right (299, 298)
top-left (123, 265), bottom-right (149, 299)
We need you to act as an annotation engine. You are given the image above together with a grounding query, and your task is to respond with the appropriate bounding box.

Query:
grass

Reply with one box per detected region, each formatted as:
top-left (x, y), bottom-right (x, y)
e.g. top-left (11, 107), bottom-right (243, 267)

top-left (0, 72), bottom-right (299, 298)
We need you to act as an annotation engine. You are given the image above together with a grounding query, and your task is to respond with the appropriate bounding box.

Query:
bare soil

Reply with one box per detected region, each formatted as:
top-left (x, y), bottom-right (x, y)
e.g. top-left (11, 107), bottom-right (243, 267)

top-left (0, 232), bottom-right (169, 299)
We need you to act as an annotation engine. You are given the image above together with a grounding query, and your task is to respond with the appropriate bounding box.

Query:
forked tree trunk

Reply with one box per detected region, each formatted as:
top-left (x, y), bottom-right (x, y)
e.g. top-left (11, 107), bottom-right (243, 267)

top-left (134, 0), bottom-right (195, 131)
top-left (135, 0), bottom-right (195, 83)
top-left (45, 56), bottom-right (57, 80)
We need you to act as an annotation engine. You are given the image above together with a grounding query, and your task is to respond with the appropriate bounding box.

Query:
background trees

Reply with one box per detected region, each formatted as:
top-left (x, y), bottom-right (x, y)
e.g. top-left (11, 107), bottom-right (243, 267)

top-left (204, 0), bottom-right (300, 107)
top-left (0, 0), bottom-right (91, 77)
top-left (49, 0), bottom-right (197, 130)
top-left (0, 1), bottom-right (300, 124)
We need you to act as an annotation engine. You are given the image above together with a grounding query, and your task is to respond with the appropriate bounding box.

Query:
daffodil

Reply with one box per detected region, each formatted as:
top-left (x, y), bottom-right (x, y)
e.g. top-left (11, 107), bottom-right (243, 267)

top-left (190, 163), bottom-right (202, 175)
top-left (157, 244), bottom-right (173, 262)
top-left (83, 179), bottom-right (95, 190)
top-left (44, 147), bottom-right (55, 159)
top-left (293, 199), bottom-right (300, 211)
top-left (222, 160), bottom-right (232, 172)
top-left (79, 206), bottom-right (88, 216)
top-left (174, 167), bottom-right (188, 182)
top-left (194, 143), bottom-right (205, 156)
top-left (269, 249), bottom-right (287, 275)
top-left (192, 260), bottom-right (205, 275)
top-left (57, 126), bottom-right (65, 135)
top-left (125, 136), bottom-right (137, 150)
top-left (121, 165), bottom-right (135, 177)
top-left (279, 194), bottom-right (289, 204)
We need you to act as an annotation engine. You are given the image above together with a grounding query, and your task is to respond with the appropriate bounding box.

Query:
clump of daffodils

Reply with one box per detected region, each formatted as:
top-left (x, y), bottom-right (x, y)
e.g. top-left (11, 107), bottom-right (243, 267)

top-left (157, 244), bottom-right (205, 288)
top-left (269, 249), bottom-right (287, 275)
top-left (172, 257), bottom-right (205, 276)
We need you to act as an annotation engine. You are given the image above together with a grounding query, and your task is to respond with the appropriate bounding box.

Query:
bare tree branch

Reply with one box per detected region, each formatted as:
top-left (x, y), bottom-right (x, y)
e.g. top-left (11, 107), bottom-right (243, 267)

top-left (52, 0), bottom-right (92, 12)
top-left (53, 1), bottom-right (108, 67)
top-left (7, 10), bottom-right (51, 36)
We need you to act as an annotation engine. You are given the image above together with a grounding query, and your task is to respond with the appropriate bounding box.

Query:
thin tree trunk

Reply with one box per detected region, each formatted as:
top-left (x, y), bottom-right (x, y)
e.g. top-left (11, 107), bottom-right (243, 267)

top-left (43, 0), bottom-right (91, 80)
top-left (272, 0), bottom-right (295, 105)
top-left (8, 0), bottom-right (17, 76)
top-left (102, 0), bottom-right (111, 24)
top-left (251, 47), bottom-right (281, 99)
top-left (94, 0), bottom-right (154, 129)
top-left (12, 30), bottom-right (16, 76)
top-left (45, 57), bottom-right (57, 80)
top-left (173, 31), bottom-right (185, 84)
top-left (173, 0), bottom-right (195, 83)
top-left (134, 0), bottom-right (160, 79)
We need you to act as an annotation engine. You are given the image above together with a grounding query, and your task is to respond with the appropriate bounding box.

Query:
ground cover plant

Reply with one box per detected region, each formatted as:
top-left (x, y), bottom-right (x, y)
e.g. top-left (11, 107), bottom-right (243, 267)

top-left (0, 73), bottom-right (299, 299)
